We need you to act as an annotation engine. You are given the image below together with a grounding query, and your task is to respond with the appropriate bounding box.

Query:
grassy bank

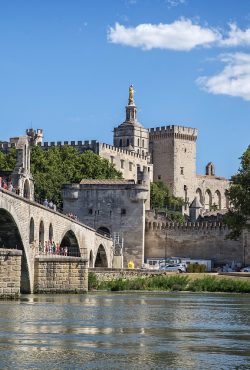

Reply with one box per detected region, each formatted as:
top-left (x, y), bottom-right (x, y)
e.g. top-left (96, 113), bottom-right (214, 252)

top-left (88, 272), bottom-right (250, 293)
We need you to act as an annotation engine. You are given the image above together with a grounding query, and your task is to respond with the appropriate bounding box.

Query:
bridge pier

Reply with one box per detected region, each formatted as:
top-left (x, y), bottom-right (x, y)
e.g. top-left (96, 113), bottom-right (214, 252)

top-left (34, 256), bottom-right (88, 293)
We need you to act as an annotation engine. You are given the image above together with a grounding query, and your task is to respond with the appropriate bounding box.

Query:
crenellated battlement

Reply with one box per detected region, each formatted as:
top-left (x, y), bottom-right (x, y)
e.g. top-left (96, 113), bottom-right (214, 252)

top-left (149, 125), bottom-right (198, 141)
top-left (145, 219), bottom-right (228, 231)
top-left (41, 139), bottom-right (98, 148)
top-left (100, 143), bottom-right (148, 160)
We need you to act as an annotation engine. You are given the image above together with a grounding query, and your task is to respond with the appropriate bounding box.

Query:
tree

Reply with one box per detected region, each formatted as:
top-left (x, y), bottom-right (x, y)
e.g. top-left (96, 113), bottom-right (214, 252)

top-left (225, 146), bottom-right (250, 239)
top-left (150, 181), bottom-right (184, 222)
top-left (0, 148), bottom-right (16, 171)
top-left (0, 145), bottom-right (122, 207)
top-left (30, 146), bottom-right (122, 207)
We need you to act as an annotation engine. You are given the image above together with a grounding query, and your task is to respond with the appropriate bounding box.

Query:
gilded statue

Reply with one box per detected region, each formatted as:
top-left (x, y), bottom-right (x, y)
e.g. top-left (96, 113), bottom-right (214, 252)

top-left (128, 84), bottom-right (134, 105)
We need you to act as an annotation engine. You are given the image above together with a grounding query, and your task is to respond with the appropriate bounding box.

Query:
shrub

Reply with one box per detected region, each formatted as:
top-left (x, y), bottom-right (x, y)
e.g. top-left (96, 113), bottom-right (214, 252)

top-left (88, 272), bottom-right (99, 290)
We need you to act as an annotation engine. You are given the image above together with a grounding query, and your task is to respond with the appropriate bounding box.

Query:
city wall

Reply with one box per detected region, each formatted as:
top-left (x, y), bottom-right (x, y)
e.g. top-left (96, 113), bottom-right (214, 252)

top-left (34, 256), bottom-right (88, 293)
top-left (145, 221), bottom-right (245, 266)
top-left (0, 249), bottom-right (22, 298)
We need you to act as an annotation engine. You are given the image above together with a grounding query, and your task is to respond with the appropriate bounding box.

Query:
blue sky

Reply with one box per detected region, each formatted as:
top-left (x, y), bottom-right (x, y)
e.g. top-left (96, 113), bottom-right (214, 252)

top-left (0, 0), bottom-right (250, 178)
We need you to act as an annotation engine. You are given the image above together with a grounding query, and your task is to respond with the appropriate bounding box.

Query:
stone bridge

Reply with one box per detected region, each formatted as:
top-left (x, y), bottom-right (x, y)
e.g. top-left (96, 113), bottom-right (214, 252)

top-left (0, 188), bottom-right (113, 293)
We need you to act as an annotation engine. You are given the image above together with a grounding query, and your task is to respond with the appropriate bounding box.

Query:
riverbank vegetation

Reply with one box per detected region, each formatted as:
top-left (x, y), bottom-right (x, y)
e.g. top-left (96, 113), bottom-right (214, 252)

top-left (88, 272), bottom-right (250, 293)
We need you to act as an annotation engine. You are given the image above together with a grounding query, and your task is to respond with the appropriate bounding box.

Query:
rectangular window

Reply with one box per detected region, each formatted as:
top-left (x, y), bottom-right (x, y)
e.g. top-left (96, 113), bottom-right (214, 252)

top-left (158, 175), bottom-right (161, 180)
top-left (110, 156), bottom-right (114, 164)
top-left (88, 209), bottom-right (93, 215)
top-left (121, 208), bottom-right (126, 215)
top-left (129, 162), bottom-right (133, 171)
top-left (180, 167), bottom-right (184, 175)
top-left (121, 160), bottom-right (124, 169)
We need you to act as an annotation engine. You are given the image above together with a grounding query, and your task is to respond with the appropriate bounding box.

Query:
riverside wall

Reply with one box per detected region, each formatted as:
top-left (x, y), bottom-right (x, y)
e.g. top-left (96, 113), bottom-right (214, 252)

top-left (145, 220), bottom-right (245, 266)
top-left (34, 257), bottom-right (88, 293)
top-left (0, 249), bottom-right (22, 298)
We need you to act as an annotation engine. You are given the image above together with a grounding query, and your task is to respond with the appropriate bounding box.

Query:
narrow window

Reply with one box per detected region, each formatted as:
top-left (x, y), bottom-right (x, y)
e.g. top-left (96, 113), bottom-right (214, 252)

top-left (158, 175), bottom-right (161, 180)
top-left (138, 138), bottom-right (140, 146)
top-left (129, 162), bottom-right (133, 171)
top-left (119, 139), bottom-right (122, 147)
top-left (110, 156), bottom-right (114, 164)
top-left (88, 209), bottom-right (93, 215)
top-left (142, 139), bottom-right (144, 148)
top-left (121, 209), bottom-right (126, 215)
top-left (121, 160), bottom-right (124, 169)
top-left (126, 138), bottom-right (129, 146)
top-left (180, 167), bottom-right (184, 175)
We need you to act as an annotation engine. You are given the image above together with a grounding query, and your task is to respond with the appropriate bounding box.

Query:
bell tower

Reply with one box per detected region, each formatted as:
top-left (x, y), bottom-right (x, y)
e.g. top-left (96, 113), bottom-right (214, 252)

top-left (113, 85), bottom-right (149, 157)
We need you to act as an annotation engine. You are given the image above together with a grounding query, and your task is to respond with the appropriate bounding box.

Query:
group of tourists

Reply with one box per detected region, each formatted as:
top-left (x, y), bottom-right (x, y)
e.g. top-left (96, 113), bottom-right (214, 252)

top-left (0, 177), bottom-right (20, 194)
top-left (43, 199), bottom-right (57, 211)
top-left (38, 240), bottom-right (68, 256)
top-left (66, 212), bottom-right (78, 221)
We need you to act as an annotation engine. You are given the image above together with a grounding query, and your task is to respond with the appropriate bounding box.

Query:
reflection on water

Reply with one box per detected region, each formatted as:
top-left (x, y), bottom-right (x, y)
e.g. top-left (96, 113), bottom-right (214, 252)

top-left (0, 293), bottom-right (249, 369)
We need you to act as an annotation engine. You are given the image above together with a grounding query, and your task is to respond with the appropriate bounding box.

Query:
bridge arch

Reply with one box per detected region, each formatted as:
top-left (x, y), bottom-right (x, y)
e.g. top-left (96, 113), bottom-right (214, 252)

top-left (96, 226), bottom-right (111, 238)
top-left (94, 244), bottom-right (108, 267)
top-left (60, 229), bottom-right (81, 256)
top-left (0, 207), bottom-right (31, 293)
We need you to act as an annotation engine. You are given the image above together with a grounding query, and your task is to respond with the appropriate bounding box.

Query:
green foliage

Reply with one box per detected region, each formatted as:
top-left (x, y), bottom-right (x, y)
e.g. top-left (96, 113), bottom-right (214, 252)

top-left (88, 272), bottom-right (99, 290)
top-left (0, 148), bottom-right (16, 171)
top-left (225, 145), bottom-right (250, 239)
top-left (150, 181), bottom-right (184, 221)
top-left (95, 274), bottom-right (250, 293)
top-left (186, 264), bottom-right (206, 273)
top-left (30, 146), bottom-right (122, 207)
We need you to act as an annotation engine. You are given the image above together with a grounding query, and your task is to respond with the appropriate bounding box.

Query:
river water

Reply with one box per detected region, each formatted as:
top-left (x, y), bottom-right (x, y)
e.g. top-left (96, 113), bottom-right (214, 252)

top-left (0, 292), bottom-right (249, 369)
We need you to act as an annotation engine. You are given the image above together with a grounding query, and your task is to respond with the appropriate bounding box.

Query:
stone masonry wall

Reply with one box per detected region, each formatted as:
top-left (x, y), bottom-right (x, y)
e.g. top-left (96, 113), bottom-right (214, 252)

top-left (89, 268), bottom-right (162, 282)
top-left (34, 257), bottom-right (88, 293)
top-left (0, 249), bottom-right (22, 298)
top-left (145, 222), bottom-right (243, 266)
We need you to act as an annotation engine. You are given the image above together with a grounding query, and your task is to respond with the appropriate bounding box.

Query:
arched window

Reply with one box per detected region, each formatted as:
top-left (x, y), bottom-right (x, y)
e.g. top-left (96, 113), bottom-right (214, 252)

top-left (214, 190), bottom-right (221, 210)
top-left (23, 179), bottom-right (30, 199)
top-left (196, 188), bottom-right (203, 204)
top-left (39, 220), bottom-right (44, 245)
top-left (49, 223), bottom-right (53, 241)
top-left (29, 218), bottom-right (35, 244)
top-left (137, 138), bottom-right (140, 146)
top-left (205, 189), bottom-right (212, 210)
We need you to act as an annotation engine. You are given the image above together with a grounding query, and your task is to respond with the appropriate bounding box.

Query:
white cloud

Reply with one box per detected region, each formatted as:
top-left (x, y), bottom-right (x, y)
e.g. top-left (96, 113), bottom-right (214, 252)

top-left (197, 53), bottom-right (250, 101)
top-left (108, 19), bottom-right (220, 51)
top-left (166, 0), bottom-right (186, 8)
top-left (220, 23), bottom-right (250, 47)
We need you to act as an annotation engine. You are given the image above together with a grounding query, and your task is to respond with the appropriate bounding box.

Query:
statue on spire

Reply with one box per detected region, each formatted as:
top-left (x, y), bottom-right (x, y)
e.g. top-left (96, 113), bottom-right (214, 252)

top-left (128, 84), bottom-right (135, 105)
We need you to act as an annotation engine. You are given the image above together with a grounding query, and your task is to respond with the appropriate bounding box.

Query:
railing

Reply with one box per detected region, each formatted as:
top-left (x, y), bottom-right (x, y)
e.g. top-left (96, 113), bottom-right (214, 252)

top-left (36, 248), bottom-right (88, 260)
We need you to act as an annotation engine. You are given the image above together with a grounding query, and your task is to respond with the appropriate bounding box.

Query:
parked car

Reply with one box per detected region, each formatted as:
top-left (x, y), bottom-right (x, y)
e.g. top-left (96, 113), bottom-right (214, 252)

top-left (159, 263), bottom-right (186, 273)
top-left (240, 266), bottom-right (250, 272)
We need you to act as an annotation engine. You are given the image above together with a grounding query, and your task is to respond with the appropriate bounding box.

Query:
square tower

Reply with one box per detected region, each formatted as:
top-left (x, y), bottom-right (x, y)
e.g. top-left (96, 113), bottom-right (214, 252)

top-left (149, 125), bottom-right (198, 204)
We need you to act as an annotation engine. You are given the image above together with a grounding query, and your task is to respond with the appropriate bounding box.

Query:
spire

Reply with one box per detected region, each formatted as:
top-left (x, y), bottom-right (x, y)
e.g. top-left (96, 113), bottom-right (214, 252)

top-left (125, 84), bottom-right (137, 123)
